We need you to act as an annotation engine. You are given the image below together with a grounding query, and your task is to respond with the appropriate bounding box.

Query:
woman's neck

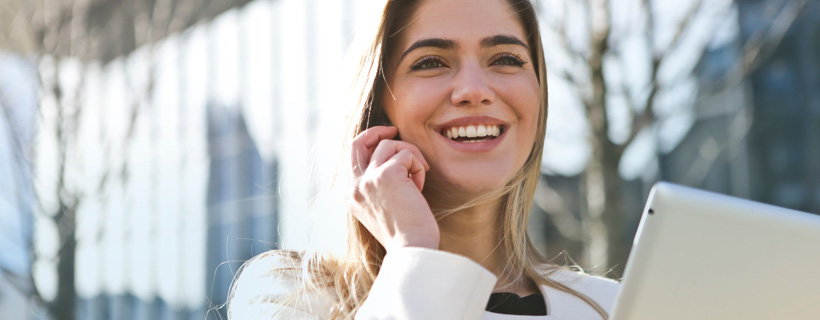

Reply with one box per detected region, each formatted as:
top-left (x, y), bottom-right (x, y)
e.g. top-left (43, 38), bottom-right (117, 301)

top-left (436, 200), bottom-right (504, 272)
top-left (425, 188), bottom-right (538, 296)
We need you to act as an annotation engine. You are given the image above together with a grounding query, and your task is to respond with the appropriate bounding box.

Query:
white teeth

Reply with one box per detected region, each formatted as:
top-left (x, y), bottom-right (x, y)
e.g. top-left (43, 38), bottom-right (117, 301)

top-left (444, 124), bottom-right (502, 141)
top-left (466, 126), bottom-right (477, 138)
top-left (476, 125), bottom-right (487, 137)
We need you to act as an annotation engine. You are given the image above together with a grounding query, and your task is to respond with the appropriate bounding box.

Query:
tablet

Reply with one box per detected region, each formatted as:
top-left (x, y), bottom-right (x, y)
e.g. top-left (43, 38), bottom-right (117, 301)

top-left (611, 182), bottom-right (820, 320)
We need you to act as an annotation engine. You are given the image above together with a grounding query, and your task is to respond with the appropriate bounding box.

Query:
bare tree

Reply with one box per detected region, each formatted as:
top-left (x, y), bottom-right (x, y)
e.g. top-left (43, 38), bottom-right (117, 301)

top-left (534, 0), bottom-right (809, 273)
top-left (0, 0), bottom-right (188, 318)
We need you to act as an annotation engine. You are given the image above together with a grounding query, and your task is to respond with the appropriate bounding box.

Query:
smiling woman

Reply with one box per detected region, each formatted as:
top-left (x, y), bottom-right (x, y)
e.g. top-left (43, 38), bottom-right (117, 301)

top-left (228, 0), bottom-right (619, 319)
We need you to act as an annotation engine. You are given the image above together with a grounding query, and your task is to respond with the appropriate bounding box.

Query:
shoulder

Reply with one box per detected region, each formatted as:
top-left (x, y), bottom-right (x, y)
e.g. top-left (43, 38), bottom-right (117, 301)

top-left (545, 268), bottom-right (621, 312)
top-left (228, 250), bottom-right (337, 319)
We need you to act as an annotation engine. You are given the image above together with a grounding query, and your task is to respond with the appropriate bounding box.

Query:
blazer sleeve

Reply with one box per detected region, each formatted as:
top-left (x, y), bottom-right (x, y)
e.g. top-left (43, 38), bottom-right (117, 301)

top-left (356, 247), bottom-right (498, 320)
top-left (228, 251), bottom-right (336, 320)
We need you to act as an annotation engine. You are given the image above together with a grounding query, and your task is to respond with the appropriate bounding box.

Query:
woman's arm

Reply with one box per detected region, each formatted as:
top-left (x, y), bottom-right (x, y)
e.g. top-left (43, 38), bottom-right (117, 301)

top-left (356, 247), bottom-right (497, 320)
top-left (347, 126), bottom-right (498, 319)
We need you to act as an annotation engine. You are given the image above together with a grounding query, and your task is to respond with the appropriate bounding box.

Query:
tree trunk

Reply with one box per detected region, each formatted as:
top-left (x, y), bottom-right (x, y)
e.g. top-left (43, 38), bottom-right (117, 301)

top-left (582, 139), bottom-right (625, 273)
top-left (582, 147), bottom-right (609, 270)
top-left (583, 0), bottom-right (613, 270)
top-left (52, 205), bottom-right (76, 320)
top-left (583, 0), bottom-right (625, 272)
top-left (601, 147), bottom-right (625, 275)
top-left (48, 52), bottom-right (78, 320)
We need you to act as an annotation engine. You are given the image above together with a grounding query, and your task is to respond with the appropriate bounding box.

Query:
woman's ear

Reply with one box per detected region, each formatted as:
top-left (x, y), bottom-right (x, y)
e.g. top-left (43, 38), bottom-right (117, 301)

top-left (383, 116), bottom-right (400, 140)
top-left (372, 109), bottom-right (400, 140)
top-left (368, 104), bottom-right (393, 128)
top-left (382, 114), bottom-right (394, 128)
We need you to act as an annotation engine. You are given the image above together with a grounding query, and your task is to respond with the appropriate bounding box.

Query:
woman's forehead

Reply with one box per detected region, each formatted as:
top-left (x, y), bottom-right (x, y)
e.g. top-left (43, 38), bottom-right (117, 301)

top-left (397, 0), bottom-right (528, 50)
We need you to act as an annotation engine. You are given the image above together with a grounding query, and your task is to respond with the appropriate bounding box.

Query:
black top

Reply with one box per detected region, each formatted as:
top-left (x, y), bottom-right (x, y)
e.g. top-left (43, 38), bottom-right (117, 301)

top-left (485, 292), bottom-right (548, 316)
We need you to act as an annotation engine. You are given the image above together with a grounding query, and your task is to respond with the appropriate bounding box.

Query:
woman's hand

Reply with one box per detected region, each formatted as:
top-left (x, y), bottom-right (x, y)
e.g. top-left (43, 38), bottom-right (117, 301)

top-left (347, 126), bottom-right (440, 251)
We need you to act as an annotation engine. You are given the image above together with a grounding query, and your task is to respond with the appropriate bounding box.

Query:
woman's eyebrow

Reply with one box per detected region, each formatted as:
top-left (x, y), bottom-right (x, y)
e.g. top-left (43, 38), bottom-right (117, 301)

top-left (481, 35), bottom-right (528, 50)
top-left (399, 38), bottom-right (458, 63)
top-left (396, 35), bottom-right (527, 65)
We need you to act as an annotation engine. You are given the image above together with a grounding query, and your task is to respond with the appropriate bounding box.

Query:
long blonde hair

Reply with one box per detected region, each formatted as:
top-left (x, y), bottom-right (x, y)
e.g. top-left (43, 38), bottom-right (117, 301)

top-left (231, 1), bottom-right (609, 319)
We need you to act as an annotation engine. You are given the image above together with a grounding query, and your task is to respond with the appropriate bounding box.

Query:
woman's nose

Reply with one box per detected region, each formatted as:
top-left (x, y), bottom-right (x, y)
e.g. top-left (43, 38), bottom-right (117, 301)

top-left (450, 61), bottom-right (495, 107)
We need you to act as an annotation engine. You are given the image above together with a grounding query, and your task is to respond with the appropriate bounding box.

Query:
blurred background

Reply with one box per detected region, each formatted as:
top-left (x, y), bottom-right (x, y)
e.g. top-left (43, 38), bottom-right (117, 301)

top-left (0, 0), bottom-right (818, 319)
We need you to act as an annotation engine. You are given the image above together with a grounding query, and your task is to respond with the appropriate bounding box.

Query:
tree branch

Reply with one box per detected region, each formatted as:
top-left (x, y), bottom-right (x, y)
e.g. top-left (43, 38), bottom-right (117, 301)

top-left (656, 0), bottom-right (704, 67)
top-left (545, 0), bottom-right (587, 83)
top-left (584, 0), bottom-right (612, 148)
top-left (620, 0), bottom-right (704, 153)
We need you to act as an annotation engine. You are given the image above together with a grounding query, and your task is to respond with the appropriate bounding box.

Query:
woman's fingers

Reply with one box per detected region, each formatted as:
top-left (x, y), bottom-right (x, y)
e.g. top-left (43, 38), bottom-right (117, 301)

top-left (369, 139), bottom-right (429, 170)
top-left (346, 126), bottom-right (439, 251)
top-left (369, 140), bottom-right (429, 191)
top-left (384, 149), bottom-right (427, 191)
top-left (349, 126), bottom-right (398, 177)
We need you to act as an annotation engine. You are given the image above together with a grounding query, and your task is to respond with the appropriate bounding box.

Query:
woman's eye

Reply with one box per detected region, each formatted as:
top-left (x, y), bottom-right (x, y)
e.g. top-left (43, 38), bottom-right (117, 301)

top-left (493, 53), bottom-right (527, 67)
top-left (410, 56), bottom-right (446, 70)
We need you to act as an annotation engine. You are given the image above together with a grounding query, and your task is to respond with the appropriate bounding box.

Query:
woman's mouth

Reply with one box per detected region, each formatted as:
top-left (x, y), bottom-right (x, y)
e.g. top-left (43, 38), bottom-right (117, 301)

top-left (440, 124), bottom-right (504, 143)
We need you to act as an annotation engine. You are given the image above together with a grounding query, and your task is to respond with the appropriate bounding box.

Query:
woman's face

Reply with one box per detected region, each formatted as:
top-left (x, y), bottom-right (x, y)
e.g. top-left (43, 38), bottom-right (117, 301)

top-left (383, 0), bottom-right (541, 194)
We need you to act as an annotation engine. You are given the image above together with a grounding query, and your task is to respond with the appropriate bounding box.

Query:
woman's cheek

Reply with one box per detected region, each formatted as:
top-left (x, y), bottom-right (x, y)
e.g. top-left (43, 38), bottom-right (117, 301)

top-left (498, 79), bottom-right (540, 119)
top-left (386, 82), bottom-right (440, 144)
top-left (500, 75), bottom-right (540, 158)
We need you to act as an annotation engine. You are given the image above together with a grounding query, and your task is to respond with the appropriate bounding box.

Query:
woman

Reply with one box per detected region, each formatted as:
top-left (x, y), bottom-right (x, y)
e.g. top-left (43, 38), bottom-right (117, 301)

top-left (229, 0), bottom-right (620, 319)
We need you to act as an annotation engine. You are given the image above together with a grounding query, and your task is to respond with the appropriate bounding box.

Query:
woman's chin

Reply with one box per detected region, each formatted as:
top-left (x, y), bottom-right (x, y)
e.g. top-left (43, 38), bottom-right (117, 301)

top-left (427, 166), bottom-right (512, 196)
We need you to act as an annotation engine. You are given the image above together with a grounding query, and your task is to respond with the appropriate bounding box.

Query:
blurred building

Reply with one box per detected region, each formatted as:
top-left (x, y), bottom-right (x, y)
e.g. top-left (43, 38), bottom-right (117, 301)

top-left (0, 53), bottom-right (38, 320)
top-left (740, 0), bottom-right (820, 213)
top-left (204, 102), bottom-right (278, 320)
top-left (662, 0), bottom-right (820, 214)
top-left (2, 0), bottom-right (366, 319)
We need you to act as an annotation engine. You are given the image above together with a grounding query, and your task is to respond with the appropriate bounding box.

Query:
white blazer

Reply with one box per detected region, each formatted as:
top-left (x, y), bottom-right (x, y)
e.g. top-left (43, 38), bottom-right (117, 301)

top-left (229, 247), bottom-right (621, 319)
